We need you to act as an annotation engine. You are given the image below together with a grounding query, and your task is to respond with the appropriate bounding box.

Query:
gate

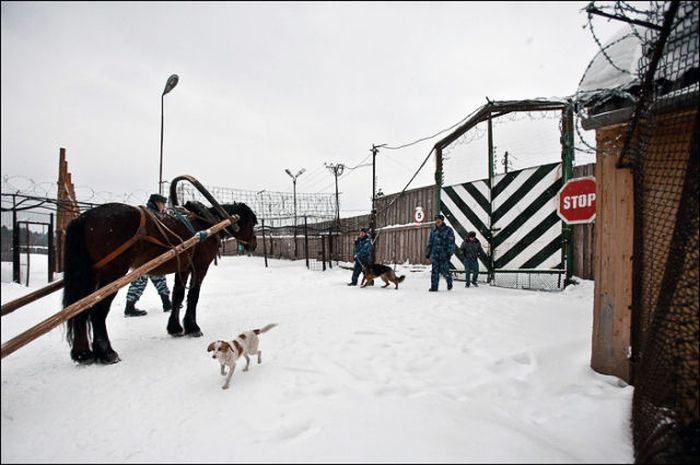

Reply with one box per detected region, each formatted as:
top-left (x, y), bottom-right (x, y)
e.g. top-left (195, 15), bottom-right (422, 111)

top-left (441, 162), bottom-right (565, 289)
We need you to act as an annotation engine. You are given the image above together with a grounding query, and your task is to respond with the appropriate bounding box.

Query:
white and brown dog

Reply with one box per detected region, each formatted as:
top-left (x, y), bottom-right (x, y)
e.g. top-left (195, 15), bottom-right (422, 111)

top-left (207, 323), bottom-right (277, 389)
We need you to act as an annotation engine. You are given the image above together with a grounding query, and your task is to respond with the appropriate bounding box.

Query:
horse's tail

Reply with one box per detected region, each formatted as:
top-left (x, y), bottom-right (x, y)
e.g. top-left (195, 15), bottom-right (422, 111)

top-left (63, 214), bottom-right (95, 347)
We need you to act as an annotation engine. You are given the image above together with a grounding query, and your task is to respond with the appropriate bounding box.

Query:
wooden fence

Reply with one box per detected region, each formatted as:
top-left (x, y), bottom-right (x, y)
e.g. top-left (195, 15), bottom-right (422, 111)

top-left (572, 163), bottom-right (596, 280)
top-left (228, 163), bottom-right (595, 279)
top-left (56, 148), bottom-right (80, 273)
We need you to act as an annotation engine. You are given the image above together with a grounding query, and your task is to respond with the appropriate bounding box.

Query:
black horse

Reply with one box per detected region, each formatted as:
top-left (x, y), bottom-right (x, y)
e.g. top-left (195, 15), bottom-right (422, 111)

top-left (63, 202), bottom-right (257, 364)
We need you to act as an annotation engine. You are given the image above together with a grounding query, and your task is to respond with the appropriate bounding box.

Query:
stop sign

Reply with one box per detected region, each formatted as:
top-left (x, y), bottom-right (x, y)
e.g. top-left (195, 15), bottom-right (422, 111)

top-left (557, 177), bottom-right (596, 224)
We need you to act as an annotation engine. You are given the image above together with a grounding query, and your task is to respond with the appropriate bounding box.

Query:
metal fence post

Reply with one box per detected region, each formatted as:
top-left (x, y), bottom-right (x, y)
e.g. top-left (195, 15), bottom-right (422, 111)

top-left (48, 214), bottom-right (55, 282)
top-left (262, 219), bottom-right (268, 268)
top-left (487, 114), bottom-right (495, 284)
top-left (304, 216), bottom-right (309, 269)
top-left (12, 203), bottom-right (19, 284)
top-left (561, 105), bottom-right (575, 283)
top-left (25, 225), bottom-right (30, 286)
top-left (327, 231), bottom-right (333, 269)
top-left (321, 232), bottom-right (326, 271)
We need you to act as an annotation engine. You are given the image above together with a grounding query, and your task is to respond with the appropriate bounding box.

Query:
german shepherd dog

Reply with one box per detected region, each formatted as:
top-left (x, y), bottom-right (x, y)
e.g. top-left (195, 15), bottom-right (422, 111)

top-left (361, 264), bottom-right (406, 289)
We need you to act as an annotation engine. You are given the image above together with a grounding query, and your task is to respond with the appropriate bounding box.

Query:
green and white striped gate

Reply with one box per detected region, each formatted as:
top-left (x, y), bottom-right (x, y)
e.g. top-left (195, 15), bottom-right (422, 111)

top-left (440, 162), bottom-right (566, 289)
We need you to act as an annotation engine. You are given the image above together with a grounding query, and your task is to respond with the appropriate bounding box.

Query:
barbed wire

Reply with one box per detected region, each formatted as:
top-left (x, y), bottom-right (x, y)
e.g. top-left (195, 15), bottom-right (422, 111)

top-left (2, 174), bottom-right (340, 226)
top-left (168, 181), bottom-right (337, 224)
top-left (584, 2), bottom-right (637, 76)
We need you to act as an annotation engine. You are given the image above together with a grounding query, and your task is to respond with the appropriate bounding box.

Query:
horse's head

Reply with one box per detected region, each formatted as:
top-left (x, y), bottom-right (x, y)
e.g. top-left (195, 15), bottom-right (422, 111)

top-left (221, 203), bottom-right (258, 251)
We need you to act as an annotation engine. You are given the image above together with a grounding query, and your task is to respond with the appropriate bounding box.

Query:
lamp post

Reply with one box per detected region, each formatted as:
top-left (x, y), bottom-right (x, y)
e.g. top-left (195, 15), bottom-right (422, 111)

top-left (159, 74), bottom-right (179, 196)
top-left (284, 168), bottom-right (306, 228)
top-left (285, 168), bottom-right (305, 258)
top-left (256, 189), bottom-right (266, 225)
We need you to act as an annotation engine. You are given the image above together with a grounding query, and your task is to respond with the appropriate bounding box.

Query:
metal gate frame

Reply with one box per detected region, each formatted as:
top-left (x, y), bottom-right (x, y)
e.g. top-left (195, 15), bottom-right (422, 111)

top-left (432, 99), bottom-right (575, 288)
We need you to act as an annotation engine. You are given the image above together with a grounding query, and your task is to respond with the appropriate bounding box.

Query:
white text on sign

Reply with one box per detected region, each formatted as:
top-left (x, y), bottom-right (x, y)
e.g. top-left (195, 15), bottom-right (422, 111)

top-left (563, 193), bottom-right (596, 210)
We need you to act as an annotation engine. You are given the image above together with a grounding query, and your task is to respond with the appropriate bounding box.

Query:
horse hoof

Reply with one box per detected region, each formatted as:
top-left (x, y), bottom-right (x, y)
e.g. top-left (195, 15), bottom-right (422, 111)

top-left (97, 351), bottom-right (121, 364)
top-left (186, 329), bottom-right (203, 338)
top-left (168, 324), bottom-right (184, 336)
top-left (71, 351), bottom-right (95, 365)
top-left (168, 328), bottom-right (184, 337)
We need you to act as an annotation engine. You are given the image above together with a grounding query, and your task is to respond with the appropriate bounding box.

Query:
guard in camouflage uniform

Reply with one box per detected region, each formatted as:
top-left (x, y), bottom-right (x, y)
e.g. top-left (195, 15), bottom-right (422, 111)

top-left (425, 214), bottom-right (455, 292)
top-left (460, 231), bottom-right (483, 287)
top-left (348, 227), bottom-right (373, 286)
top-left (124, 193), bottom-right (173, 317)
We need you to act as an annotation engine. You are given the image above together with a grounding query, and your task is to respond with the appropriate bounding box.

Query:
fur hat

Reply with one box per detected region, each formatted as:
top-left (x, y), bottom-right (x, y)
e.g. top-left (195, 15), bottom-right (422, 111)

top-left (148, 193), bottom-right (168, 205)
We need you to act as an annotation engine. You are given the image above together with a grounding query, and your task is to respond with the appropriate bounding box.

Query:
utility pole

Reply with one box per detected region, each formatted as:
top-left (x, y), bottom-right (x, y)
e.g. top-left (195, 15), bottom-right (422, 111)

top-left (324, 163), bottom-right (345, 231)
top-left (371, 145), bottom-right (378, 220)
top-left (369, 144), bottom-right (386, 238)
top-left (369, 144), bottom-right (385, 265)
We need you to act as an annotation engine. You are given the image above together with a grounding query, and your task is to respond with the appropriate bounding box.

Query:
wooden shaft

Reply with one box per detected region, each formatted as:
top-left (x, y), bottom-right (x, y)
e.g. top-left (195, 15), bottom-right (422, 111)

top-left (1, 219), bottom-right (231, 360)
top-left (1, 279), bottom-right (65, 317)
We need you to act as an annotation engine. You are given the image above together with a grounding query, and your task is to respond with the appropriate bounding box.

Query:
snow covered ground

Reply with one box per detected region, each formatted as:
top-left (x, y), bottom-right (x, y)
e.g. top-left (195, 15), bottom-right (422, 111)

top-left (1, 256), bottom-right (633, 463)
top-left (1, 253), bottom-right (54, 287)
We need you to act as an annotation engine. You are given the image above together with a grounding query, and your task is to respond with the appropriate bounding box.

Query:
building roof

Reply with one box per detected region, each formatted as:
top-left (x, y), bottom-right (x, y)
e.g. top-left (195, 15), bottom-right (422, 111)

top-left (577, 3), bottom-right (699, 117)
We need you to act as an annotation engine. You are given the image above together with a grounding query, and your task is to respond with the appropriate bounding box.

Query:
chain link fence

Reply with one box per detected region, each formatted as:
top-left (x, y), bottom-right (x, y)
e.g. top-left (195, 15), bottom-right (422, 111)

top-left (582, 1), bottom-right (699, 462)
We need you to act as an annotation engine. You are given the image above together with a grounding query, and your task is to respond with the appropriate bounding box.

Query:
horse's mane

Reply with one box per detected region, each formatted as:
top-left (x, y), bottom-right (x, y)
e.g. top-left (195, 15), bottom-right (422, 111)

top-left (181, 200), bottom-right (257, 230)
top-left (221, 202), bottom-right (258, 228)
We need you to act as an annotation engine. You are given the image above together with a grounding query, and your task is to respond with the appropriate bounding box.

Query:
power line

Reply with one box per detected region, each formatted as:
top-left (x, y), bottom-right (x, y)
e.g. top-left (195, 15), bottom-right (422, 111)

top-left (310, 152), bottom-right (375, 193)
top-left (297, 164), bottom-right (328, 186)
top-left (374, 147), bottom-right (435, 216)
top-left (380, 104), bottom-right (487, 151)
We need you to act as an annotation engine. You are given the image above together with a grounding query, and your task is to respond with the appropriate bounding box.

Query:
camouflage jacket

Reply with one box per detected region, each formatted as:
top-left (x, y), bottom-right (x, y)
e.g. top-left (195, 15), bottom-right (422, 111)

top-left (426, 225), bottom-right (455, 260)
top-left (353, 236), bottom-right (373, 264)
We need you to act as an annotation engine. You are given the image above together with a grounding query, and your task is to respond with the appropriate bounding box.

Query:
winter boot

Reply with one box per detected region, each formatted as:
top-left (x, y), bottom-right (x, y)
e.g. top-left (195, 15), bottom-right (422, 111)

top-left (161, 294), bottom-right (172, 312)
top-left (124, 301), bottom-right (147, 317)
top-left (428, 288), bottom-right (437, 292)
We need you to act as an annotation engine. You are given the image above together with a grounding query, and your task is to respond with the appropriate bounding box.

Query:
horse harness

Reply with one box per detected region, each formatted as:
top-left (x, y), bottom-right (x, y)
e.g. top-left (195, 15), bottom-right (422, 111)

top-left (92, 205), bottom-right (218, 271)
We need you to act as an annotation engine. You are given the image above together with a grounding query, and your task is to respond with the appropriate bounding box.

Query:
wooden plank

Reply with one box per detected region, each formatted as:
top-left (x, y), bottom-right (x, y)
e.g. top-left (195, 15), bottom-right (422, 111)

top-left (1, 279), bottom-right (65, 317)
top-left (615, 158), bottom-right (634, 382)
top-left (1, 218), bottom-right (232, 360)
top-left (590, 126), bottom-right (633, 382)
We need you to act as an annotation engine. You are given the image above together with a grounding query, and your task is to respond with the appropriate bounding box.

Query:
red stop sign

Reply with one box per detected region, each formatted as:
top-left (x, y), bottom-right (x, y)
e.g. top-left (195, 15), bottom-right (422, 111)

top-left (557, 177), bottom-right (596, 224)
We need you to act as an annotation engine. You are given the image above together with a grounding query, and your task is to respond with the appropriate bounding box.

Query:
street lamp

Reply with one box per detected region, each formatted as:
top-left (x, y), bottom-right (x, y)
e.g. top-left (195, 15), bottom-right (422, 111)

top-left (256, 189), bottom-right (266, 224)
top-left (159, 73), bottom-right (179, 196)
top-left (285, 168), bottom-right (305, 258)
top-left (284, 168), bottom-right (306, 227)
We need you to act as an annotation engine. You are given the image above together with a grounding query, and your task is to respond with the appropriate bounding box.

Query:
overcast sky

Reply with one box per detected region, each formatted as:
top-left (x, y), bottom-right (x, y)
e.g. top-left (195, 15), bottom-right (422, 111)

top-left (1, 1), bottom-right (621, 217)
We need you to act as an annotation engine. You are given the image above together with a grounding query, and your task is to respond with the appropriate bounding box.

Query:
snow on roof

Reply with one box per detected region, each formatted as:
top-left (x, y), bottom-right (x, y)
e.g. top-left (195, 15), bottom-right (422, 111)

top-left (577, 3), bottom-right (699, 111)
top-left (577, 25), bottom-right (642, 96)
